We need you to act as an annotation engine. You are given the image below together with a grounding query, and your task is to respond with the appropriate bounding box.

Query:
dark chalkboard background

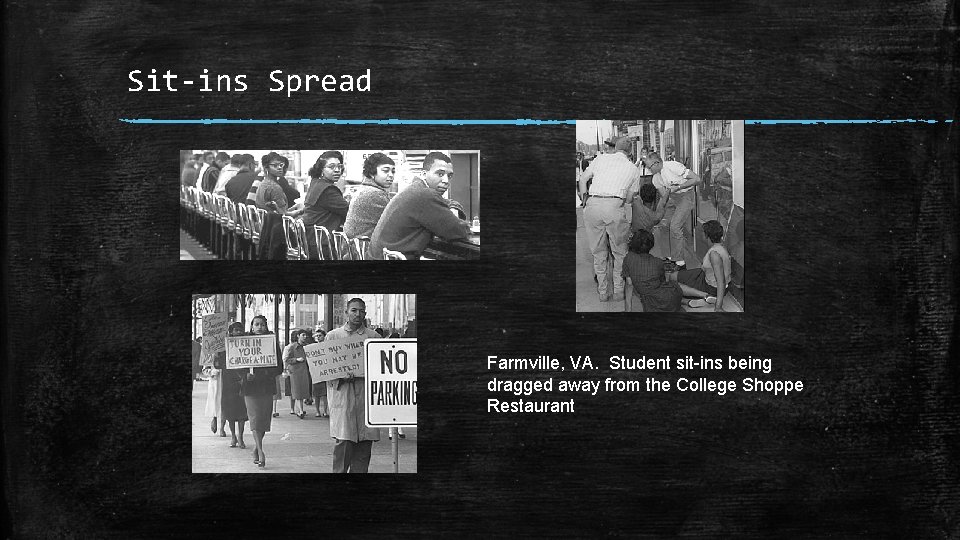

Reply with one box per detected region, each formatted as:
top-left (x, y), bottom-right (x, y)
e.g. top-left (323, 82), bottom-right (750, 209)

top-left (5, 1), bottom-right (958, 537)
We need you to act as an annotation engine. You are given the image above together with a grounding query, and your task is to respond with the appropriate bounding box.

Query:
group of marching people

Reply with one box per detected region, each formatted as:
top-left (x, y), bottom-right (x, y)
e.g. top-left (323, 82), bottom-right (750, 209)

top-left (201, 317), bottom-right (330, 469)
top-left (200, 298), bottom-right (416, 472)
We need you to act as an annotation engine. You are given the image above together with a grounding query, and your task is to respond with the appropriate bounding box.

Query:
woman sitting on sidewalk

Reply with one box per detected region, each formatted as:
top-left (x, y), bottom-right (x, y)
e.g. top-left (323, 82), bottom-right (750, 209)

top-left (623, 229), bottom-right (715, 312)
top-left (671, 220), bottom-right (732, 312)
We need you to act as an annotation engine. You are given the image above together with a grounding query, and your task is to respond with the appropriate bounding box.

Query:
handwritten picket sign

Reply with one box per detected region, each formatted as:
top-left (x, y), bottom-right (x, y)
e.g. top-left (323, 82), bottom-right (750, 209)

top-left (225, 334), bottom-right (278, 369)
top-left (199, 313), bottom-right (228, 366)
top-left (305, 332), bottom-right (367, 383)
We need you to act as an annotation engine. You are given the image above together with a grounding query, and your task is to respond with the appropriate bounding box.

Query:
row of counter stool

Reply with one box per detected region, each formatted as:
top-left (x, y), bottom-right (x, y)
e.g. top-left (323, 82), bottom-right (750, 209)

top-left (181, 185), bottom-right (380, 260)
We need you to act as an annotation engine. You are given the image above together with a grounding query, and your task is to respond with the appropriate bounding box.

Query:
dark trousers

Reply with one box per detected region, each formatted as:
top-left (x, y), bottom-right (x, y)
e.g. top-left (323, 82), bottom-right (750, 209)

top-left (676, 268), bottom-right (718, 296)
top-left (305, 231), bottom-right (320, 260)
top-left (258, 213), bottom-right (287, 260)
top-left (305, 230), bottom-right (339, 260)
top-left (332, 439), bottom-right (373, 473)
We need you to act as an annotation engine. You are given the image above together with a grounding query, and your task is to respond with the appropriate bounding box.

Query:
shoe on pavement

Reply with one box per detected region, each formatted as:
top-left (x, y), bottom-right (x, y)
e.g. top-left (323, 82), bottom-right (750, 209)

top-left (705, 296), bottom-right (717, 304)
top-left (687, 298), bottom-right (708, 308)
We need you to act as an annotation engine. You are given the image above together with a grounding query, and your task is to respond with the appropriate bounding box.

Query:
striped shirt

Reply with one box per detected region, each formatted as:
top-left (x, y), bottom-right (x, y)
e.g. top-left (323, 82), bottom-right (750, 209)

top-left (255, 177), bottom-right (288, 213)
top-left (585, 153), bottom-right (641, 200)
top-left (196, 163), bottom-right (210, 189)
top-left (246, 176), bottom-right (264, 205)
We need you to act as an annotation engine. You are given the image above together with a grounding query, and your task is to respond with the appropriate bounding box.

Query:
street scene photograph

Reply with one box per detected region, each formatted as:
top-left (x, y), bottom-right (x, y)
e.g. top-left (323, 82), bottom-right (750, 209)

top-left (191, 293), bottom-right (417, 473)
top-left (576, 120), bottom-right (745, 313)
top-left (180, 149), bottom-right (480, 261)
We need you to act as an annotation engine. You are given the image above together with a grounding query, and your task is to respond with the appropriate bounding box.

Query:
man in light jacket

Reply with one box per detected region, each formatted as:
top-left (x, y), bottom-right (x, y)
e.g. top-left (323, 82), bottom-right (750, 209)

top-left (324, 298), bottom-right (381, 473)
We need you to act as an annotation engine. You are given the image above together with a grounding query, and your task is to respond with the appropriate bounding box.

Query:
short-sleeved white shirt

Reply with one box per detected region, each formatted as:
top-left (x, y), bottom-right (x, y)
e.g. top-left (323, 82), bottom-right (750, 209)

top-left (585, 153), bottom-right (641, 199)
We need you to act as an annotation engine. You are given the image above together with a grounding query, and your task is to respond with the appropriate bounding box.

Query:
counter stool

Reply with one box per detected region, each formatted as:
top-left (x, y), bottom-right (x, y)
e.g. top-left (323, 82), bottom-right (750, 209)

top-left (332, 231), bottom-right (354, 260)
top-left (313, 225), bottom-right (336, 260)
top-left (249, 207), bottom-right (265, 260)
top-left (354, 236), bottom-right (370, 261)
top-left (383, 248), bottom-right (407, 260)
top-left (235, 203), bottom-right (251, 260)
top-left (294, 219), bottom-right (310, 260)
top-left (281, 215), bottom-right (301, 260)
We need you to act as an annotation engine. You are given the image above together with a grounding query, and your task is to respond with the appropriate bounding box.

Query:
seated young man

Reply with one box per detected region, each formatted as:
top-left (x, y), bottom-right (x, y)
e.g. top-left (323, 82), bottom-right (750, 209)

top-left (368, 152), bottom-right (470, 260)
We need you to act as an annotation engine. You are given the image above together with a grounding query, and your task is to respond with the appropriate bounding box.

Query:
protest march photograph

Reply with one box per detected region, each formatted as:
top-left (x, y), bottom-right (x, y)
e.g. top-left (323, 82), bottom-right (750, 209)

top-left (191, 293), bottom-right (417, 474)
top-left (576, 120), bottom-right (745, 313)
top-left (180, 149), bottom-right (480, 261)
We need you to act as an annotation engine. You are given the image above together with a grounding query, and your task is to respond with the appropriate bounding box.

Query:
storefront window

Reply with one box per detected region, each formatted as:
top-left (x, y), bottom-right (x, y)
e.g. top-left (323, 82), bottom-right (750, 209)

top-left (661, 120), bottom-right (676, 162)
top-left (695, 120), bottom-right (733, 225)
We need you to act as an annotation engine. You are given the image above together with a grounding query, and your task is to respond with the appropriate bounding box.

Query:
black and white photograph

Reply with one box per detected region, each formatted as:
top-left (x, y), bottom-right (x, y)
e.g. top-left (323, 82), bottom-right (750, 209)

top-left (180, 149), bottom-right (480, 261)
top-left (191, 293), bottom-right (417, 474)
top-left (576, 120), bottom-right (745, 313)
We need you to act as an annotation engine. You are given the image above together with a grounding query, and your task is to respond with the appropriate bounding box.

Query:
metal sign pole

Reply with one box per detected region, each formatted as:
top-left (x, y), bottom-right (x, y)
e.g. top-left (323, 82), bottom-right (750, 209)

top-left (392, 427), bottom-right (399, 473)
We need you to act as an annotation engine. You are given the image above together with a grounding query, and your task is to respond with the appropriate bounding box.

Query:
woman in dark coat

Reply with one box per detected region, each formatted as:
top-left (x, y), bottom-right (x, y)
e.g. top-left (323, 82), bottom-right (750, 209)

top-left (301, 151), bottom-right (349, 259)
top-left (283, 329), bottom-right (311, 418)
top-left (214, 322), bottom-right (249, 448)
top-left (241, 315), bottom-right (283, 468)
top-left (254, 152), bottom-right (303, 260)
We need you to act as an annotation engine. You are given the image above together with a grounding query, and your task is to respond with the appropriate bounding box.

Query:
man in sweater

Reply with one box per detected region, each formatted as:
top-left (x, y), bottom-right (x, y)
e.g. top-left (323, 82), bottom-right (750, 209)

top-left (368, 152), bottom-right (470, 260)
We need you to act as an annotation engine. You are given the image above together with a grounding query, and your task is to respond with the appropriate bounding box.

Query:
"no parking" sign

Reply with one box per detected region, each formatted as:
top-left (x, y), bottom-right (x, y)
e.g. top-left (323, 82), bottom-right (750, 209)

top-left (364, 338), bottom-right (417, 428)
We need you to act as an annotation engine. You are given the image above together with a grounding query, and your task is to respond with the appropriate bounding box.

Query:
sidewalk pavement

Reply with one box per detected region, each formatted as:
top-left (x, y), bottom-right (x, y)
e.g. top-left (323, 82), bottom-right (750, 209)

top-left (192, 380), bottom-right (417, 473)
top-left (577, 207), bottom-right (625, 312)
top-left (576, 207), bottom-right (742, 313)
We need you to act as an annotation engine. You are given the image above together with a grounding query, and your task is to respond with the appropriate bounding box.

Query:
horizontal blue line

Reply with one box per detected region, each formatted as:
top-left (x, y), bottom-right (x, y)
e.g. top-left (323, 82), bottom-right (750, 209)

top-left (119, 118), bottom-right (954, 126)
top-left (745, 119), bottom-right (953, 124)
top-left (119, 118), bottom-right (577, 125)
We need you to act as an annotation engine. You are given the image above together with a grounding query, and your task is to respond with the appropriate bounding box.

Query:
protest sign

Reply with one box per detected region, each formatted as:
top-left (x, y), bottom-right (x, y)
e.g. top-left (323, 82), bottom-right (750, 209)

top-left (225, 334), bottom-right (278, 369)
top-left (365, 338), bottom-right (417, 427)
top-left (304, 332), bottom-right (367, 383)
top-left (199, 313), bottom-right (228, 366)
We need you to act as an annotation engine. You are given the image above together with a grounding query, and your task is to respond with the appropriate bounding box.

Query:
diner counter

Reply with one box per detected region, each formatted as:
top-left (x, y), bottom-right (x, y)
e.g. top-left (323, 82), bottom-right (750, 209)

top-left (424, 233), bottom-right (480, 260)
